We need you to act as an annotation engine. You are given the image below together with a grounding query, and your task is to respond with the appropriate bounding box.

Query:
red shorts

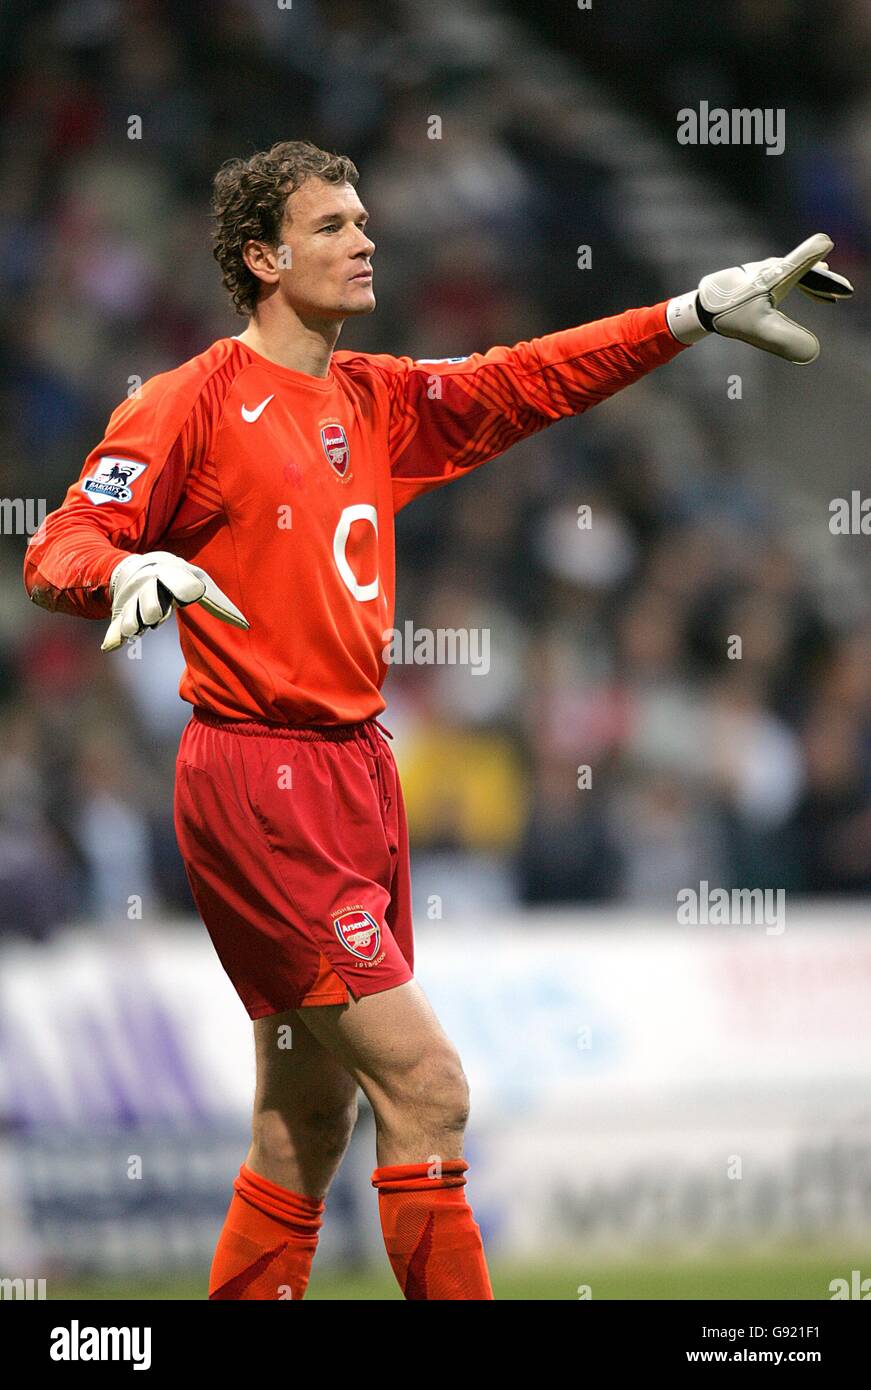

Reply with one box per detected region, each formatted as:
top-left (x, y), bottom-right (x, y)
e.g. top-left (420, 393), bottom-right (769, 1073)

top-left (173, 708), bottom-right (414, 1019)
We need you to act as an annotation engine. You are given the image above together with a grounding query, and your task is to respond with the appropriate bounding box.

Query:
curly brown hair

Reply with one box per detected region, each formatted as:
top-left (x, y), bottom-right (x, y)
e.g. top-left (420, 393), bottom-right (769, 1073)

top-left (211, 140), bottom-right (359, 316)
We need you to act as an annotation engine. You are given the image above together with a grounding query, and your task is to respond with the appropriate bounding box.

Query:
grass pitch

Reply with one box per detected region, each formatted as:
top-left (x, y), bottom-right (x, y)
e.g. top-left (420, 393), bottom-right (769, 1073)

top-left (44, 1245), bottom-right (861, 1300)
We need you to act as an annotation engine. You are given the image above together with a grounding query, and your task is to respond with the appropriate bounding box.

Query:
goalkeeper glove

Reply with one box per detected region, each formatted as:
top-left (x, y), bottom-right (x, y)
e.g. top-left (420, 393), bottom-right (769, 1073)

top-left (101, 550), bottom-right (249, 652)
top-left (666, 233), bottom-right (853, 364)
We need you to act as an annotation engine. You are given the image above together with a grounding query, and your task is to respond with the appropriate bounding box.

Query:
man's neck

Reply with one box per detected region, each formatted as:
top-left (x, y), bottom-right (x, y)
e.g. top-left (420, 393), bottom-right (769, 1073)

top-left (236, 309), bottom-right (341, 379)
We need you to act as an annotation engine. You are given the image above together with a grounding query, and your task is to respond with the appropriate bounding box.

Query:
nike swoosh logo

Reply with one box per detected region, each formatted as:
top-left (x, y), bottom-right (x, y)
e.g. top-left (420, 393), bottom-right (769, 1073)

top-left (241, 395), bottom-right (274, 423)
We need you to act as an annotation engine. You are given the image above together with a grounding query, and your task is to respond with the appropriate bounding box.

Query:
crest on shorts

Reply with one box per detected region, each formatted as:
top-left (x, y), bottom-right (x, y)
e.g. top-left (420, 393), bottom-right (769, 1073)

top-left (320, 423), bottom-right (350, 477)
top-left (333, 907), bottom-right (381, 961)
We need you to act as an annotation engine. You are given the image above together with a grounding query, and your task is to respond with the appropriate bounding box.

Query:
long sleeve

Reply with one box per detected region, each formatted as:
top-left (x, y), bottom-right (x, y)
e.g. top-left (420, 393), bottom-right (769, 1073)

top-left (376, 301), bottom-right (687, 512)
top-left (23, 359), bottom-right (225, 619)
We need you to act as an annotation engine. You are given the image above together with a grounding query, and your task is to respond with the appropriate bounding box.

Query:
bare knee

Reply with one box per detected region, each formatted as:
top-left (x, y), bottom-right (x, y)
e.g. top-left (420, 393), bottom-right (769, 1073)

top-left (377, 1043), bottom-right (471, 1138)
top-left (253, 1094), bottom-right (359, 1165)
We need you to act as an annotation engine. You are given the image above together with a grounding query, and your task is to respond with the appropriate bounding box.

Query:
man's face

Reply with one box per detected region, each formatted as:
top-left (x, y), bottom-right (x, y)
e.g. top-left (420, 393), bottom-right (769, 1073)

top-left (268, 177), bottom-right (375, 319)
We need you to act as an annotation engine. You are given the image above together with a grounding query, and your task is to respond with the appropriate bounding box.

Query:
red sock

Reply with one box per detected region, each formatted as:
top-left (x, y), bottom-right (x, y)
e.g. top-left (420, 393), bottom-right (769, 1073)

top-left (371, 1159), bottom-right (494, 1300)
top-left (208, 1163), bottom-right (324, 1300)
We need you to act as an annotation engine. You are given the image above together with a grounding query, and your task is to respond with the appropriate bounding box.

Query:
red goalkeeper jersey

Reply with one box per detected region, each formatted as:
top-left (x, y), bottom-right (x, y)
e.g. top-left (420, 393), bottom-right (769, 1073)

top-left (23, 304), bottom-right (686, 724)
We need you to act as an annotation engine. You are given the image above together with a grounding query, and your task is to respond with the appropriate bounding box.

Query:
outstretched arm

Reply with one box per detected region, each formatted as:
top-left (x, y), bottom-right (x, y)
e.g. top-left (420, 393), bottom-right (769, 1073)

top-left (380, 300), bottom-right (686, 513)
top-left (377, 232), bottom-right (850, 513)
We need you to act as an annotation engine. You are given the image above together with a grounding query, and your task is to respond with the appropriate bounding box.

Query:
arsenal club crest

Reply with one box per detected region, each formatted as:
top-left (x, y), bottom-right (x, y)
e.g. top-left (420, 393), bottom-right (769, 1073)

top-left (321, 422), bottom-right (350, 477)
top-left (334, 907), bottom-right (381, 961)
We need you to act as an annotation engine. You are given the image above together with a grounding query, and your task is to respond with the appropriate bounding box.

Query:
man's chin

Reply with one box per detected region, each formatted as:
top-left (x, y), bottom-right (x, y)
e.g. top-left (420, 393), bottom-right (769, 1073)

top-left (341, 288), bottom-right (376, 316)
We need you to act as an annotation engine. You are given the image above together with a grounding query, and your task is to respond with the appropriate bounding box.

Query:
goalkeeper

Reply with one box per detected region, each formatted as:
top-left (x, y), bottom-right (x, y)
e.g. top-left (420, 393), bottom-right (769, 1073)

top-left (23, 138), bottom-right (851, 1301)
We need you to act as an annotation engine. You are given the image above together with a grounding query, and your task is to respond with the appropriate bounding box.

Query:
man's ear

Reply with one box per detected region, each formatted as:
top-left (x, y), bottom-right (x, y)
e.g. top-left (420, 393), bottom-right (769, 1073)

top-left (242, 239), bottom-right (281, 289)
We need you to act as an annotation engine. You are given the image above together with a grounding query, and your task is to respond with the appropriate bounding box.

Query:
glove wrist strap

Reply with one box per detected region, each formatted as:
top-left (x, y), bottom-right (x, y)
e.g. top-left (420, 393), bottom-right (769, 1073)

top-left (109, 553), bottom-right (139, 599)
top-left (666, 290), bottom-right (710, 344)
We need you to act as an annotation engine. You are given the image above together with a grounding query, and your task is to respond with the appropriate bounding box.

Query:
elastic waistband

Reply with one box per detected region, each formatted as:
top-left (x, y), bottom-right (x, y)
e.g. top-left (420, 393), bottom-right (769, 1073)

top-left (191, 707), bottom-right (393, 743)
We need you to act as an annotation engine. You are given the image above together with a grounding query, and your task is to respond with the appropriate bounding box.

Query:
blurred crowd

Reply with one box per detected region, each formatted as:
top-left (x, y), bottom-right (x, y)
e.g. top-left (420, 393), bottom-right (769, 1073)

top-left (1, 0), bottom-right (870, 937)
top-left (534, 0), bottom-right (871, 262)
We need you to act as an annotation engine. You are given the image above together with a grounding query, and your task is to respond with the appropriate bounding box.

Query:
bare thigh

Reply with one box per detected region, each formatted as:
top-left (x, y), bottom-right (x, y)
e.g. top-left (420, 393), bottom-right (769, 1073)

top-left (297, 979), bottom-right (470, 1165)
top-left (249, 1007), bottom-right (360, 1199)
